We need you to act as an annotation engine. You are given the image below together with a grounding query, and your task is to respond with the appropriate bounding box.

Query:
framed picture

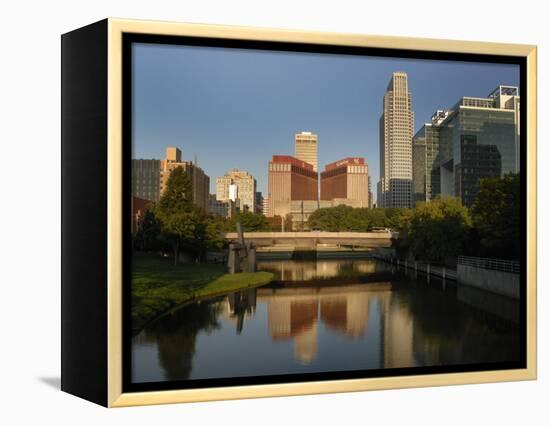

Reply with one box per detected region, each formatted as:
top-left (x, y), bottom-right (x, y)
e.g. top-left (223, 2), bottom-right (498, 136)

top-left (61, 18), bottom-right (537, 407)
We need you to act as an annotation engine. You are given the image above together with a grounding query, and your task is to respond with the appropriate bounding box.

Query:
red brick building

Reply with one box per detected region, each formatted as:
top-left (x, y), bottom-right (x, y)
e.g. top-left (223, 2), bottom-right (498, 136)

top-left (131, 196), bottom-right (151, 235)
top-left (267, 155), bottom-right (318, 219)
top-left (320, 157), bottom-right (369, 207)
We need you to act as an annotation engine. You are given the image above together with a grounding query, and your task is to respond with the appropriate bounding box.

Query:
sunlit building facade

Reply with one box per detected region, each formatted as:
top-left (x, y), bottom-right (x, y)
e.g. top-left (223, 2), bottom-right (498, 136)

top-left (378, 72), bottom-right (415, 208)
top-left (294, 131), bottom-right (318, 172)
top-left (216, 169), bottom-right (258, 213)
top-left (267, 155), bottom-right (318, 225)
top-left (320, 157), bottom-right (370, 208)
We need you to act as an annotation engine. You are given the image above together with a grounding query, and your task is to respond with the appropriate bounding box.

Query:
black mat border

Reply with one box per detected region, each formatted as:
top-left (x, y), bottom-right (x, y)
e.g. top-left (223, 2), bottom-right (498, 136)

top-left (121, 32), bottom-right (528, 394)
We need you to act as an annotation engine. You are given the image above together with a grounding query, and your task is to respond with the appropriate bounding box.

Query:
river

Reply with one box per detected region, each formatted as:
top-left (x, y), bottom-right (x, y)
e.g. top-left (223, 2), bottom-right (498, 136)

top-left (132, 258), bottom-right (521, 384)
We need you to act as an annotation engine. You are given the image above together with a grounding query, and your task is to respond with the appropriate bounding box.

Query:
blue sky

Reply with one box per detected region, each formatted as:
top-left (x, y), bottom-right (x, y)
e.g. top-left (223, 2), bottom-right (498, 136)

top-left (132, 43), bottom-right (519, 196)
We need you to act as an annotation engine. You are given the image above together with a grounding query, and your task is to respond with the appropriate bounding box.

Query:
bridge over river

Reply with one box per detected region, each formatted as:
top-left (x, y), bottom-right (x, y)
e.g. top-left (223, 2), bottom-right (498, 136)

top-left (225, 231), bottom-right (393, 251)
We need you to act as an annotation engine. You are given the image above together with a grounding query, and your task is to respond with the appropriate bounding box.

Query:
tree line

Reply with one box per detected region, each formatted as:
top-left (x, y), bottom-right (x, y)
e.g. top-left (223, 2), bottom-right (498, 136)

top-left (307, 173), bottom-right (520, 262)
top-left (136, 167), bottom-right (520, 263)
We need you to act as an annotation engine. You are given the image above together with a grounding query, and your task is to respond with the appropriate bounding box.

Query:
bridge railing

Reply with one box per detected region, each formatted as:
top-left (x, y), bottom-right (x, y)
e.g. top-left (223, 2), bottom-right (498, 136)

top-left (457, 256), bottom-right (520, 274)
top-left (225, 231), bottom-right (392, 239)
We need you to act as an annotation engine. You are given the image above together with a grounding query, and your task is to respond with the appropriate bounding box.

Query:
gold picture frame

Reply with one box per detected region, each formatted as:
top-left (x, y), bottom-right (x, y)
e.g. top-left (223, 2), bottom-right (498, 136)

top-left (61, 17), bottom-right (537, 407)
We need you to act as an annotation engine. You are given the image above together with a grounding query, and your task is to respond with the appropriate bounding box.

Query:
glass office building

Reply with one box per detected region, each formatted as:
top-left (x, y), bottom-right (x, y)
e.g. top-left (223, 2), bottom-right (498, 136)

top-left (436, 86), bottom-right (520, 206)
top-left (413, 110), bottom-right (449, 204)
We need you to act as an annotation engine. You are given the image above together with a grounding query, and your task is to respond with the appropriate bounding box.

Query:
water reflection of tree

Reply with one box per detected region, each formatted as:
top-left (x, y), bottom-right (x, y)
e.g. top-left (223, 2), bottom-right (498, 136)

top-left (397, 284), bottom-right (520, 365)
top-left (143, 301), bottom-right (222, 381)
top-left (225, 288), bottom-right (257, 334)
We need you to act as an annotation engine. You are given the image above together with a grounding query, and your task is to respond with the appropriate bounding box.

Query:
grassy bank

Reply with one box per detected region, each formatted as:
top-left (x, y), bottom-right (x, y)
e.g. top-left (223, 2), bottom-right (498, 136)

top-left (132, 253), bottom-right (274, 333)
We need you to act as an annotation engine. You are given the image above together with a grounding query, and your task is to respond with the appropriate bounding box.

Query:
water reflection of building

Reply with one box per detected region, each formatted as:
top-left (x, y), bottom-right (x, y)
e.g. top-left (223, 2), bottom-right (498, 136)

top-left (257, 259), bottom-right (386, 282)
top-left (378, 291), bottom-right (415, 368)
top-left (320, 293), bottom-right (371, 339)
top-left (267, 295), bottom-right (318, 364)
top-left (260, 286), bottom-right (380, 363)
top-left (295, 322), bottom-right (318, 364)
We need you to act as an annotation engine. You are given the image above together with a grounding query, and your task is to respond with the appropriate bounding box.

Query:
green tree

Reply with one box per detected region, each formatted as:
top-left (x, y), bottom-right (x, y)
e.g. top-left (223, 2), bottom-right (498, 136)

top-left (307, 205), bottom-right (406, 232)
top-left (155, 167), bottom-right (205, 264)
top-left (156, 167), bottom-right (193, 218)
top-left (308, 205), bottom-right (352, 231)
top-left (401, 197), bottom-right (471, 261)
top-left (134, 209), bottom-right (161, 251)
top-left (471, 173), bottom-right (520, 260)
top-left (161, 211), bottom-right (206, 265)
top-left (204, 215), bottom-right (230, 250)
top-left (384, 208), bottom-right (411, 231)
top-left (370, 208), bottom-right (393, 229)
top-left (231, 211), bottom-right (270, 232)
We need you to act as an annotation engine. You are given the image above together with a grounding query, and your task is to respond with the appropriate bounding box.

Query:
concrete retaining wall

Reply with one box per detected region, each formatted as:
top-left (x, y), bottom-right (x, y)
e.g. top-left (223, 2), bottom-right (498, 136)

top-left (457, 264), bottom-right (520, 299)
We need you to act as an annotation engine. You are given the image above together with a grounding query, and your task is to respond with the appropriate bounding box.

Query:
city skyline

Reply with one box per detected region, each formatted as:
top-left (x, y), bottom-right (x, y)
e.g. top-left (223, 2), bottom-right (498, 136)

top-left (132, 42), bottom-right (520, 199)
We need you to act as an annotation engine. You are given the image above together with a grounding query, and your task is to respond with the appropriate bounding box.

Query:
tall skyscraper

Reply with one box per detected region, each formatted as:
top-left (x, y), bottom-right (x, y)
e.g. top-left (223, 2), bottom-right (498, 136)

top-left (378, 72), bottom-right (414, 208)
top-left (216, 169), bottom-right (257, 213)
top-left (294, 131), bottom-right (318, 172)
top-left (320, 157), bottom-right (370, 208)
top-left (132, 159), bottom-right (161, 202)
top-left (160, 147), bottom-right (210, 212)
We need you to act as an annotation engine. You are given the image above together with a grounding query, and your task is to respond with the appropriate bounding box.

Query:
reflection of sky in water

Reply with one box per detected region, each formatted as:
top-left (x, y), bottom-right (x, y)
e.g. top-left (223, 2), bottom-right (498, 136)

top-left (132, 259), bottom-right (521, 384)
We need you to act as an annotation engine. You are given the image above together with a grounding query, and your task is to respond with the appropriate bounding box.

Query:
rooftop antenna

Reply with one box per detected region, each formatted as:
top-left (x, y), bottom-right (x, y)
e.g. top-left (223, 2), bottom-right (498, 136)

top-left (194, 153), bottom-right (198, 166)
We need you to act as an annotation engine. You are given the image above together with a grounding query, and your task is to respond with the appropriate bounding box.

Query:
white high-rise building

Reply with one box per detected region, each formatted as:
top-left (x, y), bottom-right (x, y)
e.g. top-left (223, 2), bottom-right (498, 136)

top-left (216, 169), bottom-right (257, 213)
top-left (378, 72), bottom-right (414, 208)
top-left (294, 131), bottom-right (318, 172)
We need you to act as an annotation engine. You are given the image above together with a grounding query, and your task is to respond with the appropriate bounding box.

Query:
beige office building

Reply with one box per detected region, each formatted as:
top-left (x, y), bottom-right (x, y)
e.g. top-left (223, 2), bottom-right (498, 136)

top-left (294, 131), bottom-right (318, 172)
top-left (378, 72), bottom-right (414, 208)
top-left (160, 147), bottom-right (210, 212)
top-left (216, 169), bottom-right (257, 213)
